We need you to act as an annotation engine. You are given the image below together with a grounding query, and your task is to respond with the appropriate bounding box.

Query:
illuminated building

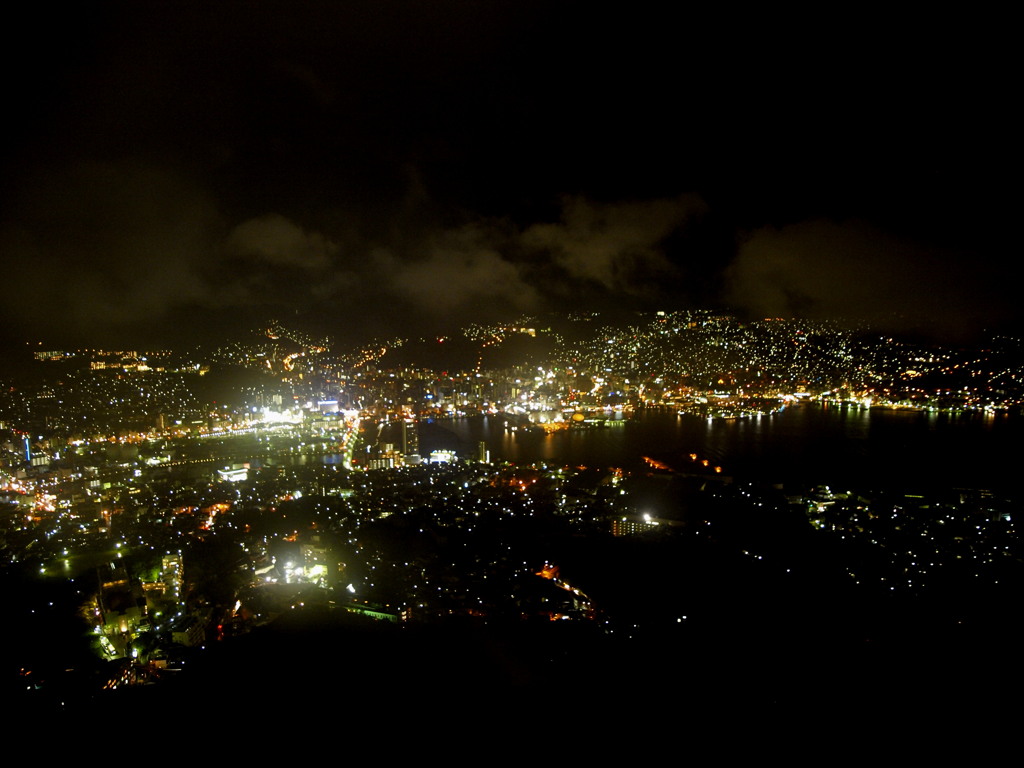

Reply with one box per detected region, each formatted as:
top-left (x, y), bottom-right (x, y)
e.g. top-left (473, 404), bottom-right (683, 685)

top-left (97, 563), bottom-right (148, 656)
top-left (301, 533), bottom-right (333, 585)
top-left (402, 417), bottom-right (418, 456)
top-left (161, 554), bottom-right (183, 604)
top-left (610, 513), bottom-right (680, 536)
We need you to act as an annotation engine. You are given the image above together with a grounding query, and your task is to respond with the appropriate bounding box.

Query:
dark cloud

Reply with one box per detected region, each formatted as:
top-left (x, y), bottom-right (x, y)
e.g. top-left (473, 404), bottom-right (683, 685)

top-left (384, 223), bottom-right (539, 318)
top-left (225, 214), bottom-right (337, 271)
top-left (725, 220), bottom-right (1010, 339)
top-left (522, 195), bottom-right (706, 292)
top-left (0, 3), bottom-right (1014, 348)
top-left (0, 162), bottom-right (220, 343)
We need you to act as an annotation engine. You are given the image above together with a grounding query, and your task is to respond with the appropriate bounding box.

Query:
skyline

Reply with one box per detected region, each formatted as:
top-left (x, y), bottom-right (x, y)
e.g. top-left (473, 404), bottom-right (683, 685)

top-left (2, 2), bottom-right (1015, 349)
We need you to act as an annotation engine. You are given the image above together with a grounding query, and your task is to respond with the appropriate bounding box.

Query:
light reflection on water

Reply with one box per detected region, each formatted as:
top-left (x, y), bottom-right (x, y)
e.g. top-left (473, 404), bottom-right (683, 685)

top-left (430, 405), bottom-right (1020, 491)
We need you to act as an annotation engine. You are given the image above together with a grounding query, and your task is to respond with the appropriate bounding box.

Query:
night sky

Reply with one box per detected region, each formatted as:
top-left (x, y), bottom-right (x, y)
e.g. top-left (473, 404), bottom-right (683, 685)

top-left (1, 2), bottom-right (1015, 349)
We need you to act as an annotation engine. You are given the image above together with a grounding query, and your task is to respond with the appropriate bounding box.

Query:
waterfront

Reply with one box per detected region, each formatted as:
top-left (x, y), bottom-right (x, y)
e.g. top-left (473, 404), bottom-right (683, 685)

top-left (422, 404), bottom-right (1021, 493)
top-left (9, 401), bottom-right (1022, 712)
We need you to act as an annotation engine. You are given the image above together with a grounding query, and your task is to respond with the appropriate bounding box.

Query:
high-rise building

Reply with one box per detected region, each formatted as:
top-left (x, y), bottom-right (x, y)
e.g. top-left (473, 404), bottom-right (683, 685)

top-left (161, 554), bottom-right (183, 604)
top-left (402, 418), bottom-right (418, 456)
